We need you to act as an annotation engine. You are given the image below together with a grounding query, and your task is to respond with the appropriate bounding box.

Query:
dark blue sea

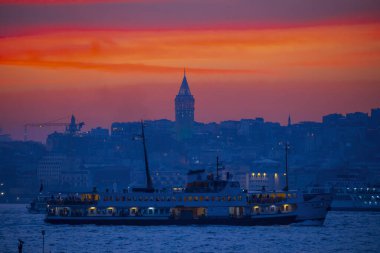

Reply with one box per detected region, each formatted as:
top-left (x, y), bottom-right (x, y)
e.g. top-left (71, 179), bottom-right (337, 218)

top-left (0, 204), bottom-right (379, 253)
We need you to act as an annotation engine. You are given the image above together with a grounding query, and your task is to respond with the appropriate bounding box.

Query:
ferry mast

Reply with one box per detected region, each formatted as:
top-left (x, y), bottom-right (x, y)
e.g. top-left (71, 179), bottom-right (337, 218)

top-left (141, 120), bottom-right (153, 190)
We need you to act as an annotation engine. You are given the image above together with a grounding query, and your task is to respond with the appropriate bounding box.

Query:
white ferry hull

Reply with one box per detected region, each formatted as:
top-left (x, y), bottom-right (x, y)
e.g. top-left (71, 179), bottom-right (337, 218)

top-left (296, 193), bottom-right (332, 223)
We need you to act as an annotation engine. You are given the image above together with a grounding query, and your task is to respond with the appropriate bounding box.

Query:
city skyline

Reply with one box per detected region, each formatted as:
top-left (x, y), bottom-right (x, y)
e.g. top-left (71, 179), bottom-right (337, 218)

top-left (1, 0), bottom-right (380, 140)
top-left (1, 69), bottom-right (380, 141)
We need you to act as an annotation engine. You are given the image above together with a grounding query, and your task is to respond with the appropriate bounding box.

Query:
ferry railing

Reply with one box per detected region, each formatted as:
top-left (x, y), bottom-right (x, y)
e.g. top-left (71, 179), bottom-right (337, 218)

top-left (47, 198), bottom-right (97, 206)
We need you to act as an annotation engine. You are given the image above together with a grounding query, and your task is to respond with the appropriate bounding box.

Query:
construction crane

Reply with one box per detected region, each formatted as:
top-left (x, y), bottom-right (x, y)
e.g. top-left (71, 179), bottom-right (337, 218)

top-left (24, 115), bottom-right (84, 141)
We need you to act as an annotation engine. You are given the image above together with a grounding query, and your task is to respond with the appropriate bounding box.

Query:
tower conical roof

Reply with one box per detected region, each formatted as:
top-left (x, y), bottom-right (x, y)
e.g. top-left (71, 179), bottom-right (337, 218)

top-left (178, 71), bottom-right (192, 96)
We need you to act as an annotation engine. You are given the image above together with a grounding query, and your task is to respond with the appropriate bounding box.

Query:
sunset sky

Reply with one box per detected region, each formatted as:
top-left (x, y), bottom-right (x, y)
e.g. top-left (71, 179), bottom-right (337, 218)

top-left (1, 0), bottom-right (380, 141)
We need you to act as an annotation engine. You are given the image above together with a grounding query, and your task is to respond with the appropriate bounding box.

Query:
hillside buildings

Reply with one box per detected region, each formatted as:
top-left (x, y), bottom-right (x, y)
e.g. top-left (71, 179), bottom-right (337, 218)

top-left (1, 73), bottom-right (380, 202)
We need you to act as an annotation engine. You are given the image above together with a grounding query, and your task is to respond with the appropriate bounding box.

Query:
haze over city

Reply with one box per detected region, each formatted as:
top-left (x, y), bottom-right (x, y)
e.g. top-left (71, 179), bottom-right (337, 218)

top-left (1, 0), bottom-right (380, 141)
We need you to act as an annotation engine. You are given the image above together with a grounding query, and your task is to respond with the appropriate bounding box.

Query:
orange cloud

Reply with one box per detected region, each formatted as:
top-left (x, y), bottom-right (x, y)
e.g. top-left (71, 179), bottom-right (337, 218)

top-left (1, 24), bottom-right (379, 83)
top-left (0, 0), bottom-right (163, 4)
top-left (0, 59), bottom-right (256, 75)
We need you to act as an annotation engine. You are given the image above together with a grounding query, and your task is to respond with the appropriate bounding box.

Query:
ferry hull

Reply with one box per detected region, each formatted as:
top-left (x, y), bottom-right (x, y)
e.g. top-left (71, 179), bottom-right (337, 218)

top-left (331, 207), bottom-right (380, 212)
top-left (45, 215), bottom-right (297, 226)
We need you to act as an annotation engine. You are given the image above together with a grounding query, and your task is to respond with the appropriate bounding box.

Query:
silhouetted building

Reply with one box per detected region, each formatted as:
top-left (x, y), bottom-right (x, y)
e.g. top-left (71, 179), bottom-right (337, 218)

top-left (89, 127), bottom-right (109, 137)
top-left (0, 128), bottom-right (11, 142)
top-left (322, 113), bottom-right (345, 126)
top-left (346, 112), bottom-right (369, 126)
top-left (60, 170), bottom-right (91, 191)
top-left (371, 108), bottom-right (380, 127)
top-left (175, 71), bottom-right (195, 140)
top-left (37, 155), bottom-right (69, 190)
top-left (37, 155), bottom-right (91, 192)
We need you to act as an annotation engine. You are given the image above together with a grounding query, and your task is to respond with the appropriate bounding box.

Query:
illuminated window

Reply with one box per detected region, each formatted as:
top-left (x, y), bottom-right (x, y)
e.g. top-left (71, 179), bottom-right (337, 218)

top-left (200, 196), bottom-right (204, 201)
top-left (130, 207), bottom-right (137, 215)
top-left (107, 207), bottom-right (114, 214)
top-left (205, 196), bottom-right (209, 201)
top-left (233, 196), bottom-right (236, 201)
top-left (194, 196), bottom-right (198, 201)
top-left (227, 196), bottom-right (231, 201)
top-left (188, 196), bottom-right (193, 201)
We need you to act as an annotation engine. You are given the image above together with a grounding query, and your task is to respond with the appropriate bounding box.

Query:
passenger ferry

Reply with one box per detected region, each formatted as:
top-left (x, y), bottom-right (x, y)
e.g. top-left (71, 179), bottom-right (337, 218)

top-left (331, 186), bottom-right (380, 211)
top-left (27, 194), bottom-right (49, 214)
top-left (45, 123), bottom-right (331, 225)
top-left (27, 192), bottom-right (66, 214)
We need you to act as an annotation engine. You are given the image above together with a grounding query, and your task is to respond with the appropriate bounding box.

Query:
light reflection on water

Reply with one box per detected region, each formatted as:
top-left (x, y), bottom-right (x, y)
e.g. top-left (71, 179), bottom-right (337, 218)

top-left (0, 204), bottom-right (380, 253)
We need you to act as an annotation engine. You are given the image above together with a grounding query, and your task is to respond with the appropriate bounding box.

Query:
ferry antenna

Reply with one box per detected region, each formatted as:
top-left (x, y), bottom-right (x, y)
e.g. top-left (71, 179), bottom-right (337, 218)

top-left (284, 142), bottom-right (290, 192)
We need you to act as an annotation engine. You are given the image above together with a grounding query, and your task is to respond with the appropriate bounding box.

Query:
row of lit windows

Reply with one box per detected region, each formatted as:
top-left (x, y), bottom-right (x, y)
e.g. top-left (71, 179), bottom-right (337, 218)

top-left (104, 195), bottom-right (243, 202)
top-left (251, 173), bottom-right (286, 178)
top-left (251, 193), bottom-right (296, 199)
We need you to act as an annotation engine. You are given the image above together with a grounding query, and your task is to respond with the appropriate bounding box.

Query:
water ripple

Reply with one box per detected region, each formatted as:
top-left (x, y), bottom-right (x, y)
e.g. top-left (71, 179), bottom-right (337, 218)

top-left (0, 204), bottom-right (380, 253)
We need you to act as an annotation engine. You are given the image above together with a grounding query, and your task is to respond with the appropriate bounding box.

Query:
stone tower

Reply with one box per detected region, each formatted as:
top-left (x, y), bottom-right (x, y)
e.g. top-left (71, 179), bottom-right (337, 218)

top-left (175, 70), bottom-right (195, 139)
